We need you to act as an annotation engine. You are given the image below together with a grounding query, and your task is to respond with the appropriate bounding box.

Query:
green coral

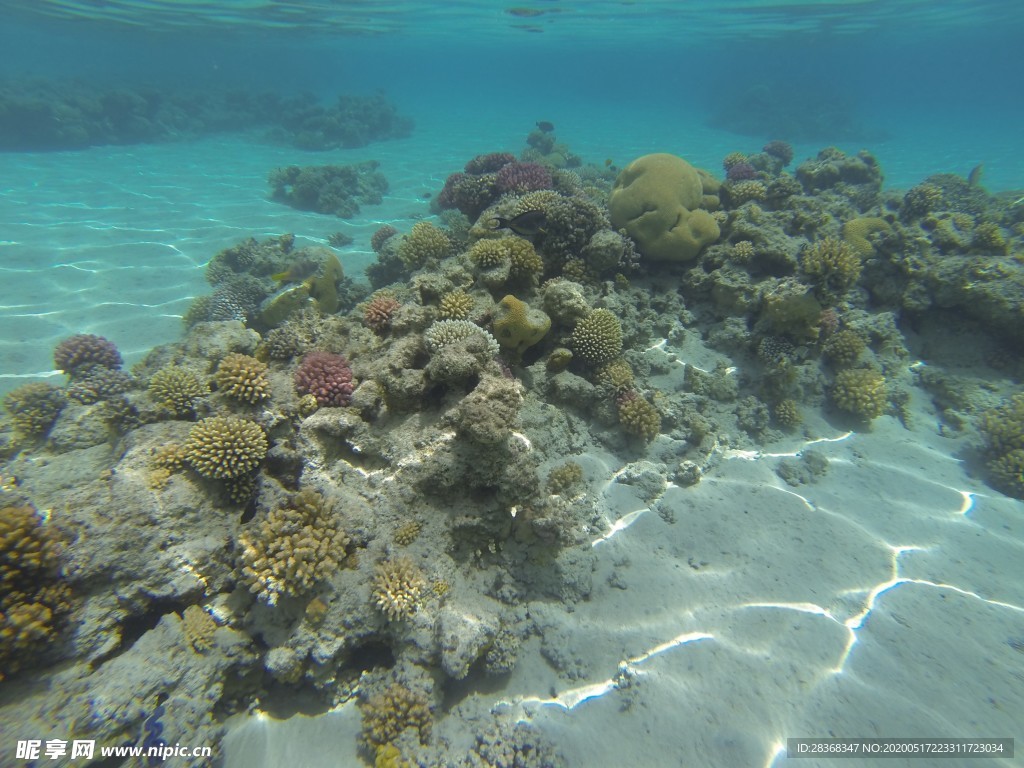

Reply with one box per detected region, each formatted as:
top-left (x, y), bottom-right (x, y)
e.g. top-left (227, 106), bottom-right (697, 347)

top-left (214, 353), bottom-right (270, 404)
top-left (978, 394), bottom-right (1024, 498)
top-left (184, 416), bottom-right (268, 479)
top-left (1, 504), bottom-right (71, 681)
top-left (397, 222), bottom-right (451, 268)
top-left (801, 237), bottom-right (862, 298)
top-left (572, 308), bottom-right (623, 366)
top-left (491, 295), bottom-right (551, 353)
top-left (832, 368), bottom-right (886, 421)
top-left (3, 383), bottom-right (64, 440)
top-left (149, 366), bottom-right (208, 416)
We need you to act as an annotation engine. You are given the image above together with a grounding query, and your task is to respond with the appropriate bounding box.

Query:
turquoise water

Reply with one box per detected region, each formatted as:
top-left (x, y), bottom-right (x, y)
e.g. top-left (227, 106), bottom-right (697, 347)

top-left (1, 3), bottom-right (1023, 767)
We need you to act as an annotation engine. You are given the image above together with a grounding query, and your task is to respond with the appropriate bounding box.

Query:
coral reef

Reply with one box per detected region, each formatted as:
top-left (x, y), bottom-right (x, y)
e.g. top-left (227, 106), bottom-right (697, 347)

top-left (184, 416), bottom-right (268, 479)
top-left (364, 294), bottom-right (402, 333)
top-left (492, 295), bottom-right (551, 353)
top-left (3, 383), bottom-right (64, 440)
top-left (269, 161), bottom-right (388, 218)
top-left (822, 329), bottom-right (866, 368)
top-left (53, 333), bottom-right (122, 376)
top-left (148, 366), bottom-right (208, 416)
top-left (800, 236), bottom-right (863, 299)
top-left (978, 394), bottom-right (1024, 498)
top-left (397, 222), bottom-right (452, 268)
top-left (359, 682), bottom-right (432, 752)
top-left (425, 320), bottom-right (500, 358)
top-left (439, 290), bottom-right (474, 320)
top-left (214, 353), bottom-right (270, 404)
top-left (294, 352), bottom-right (355, 407)
top-left (237, 489), bottom-right (349, 604)
top-left (617, 391), bottom-right (661, 441)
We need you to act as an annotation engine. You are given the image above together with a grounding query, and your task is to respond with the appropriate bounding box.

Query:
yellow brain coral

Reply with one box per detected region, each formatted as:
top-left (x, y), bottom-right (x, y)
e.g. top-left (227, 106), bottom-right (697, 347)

top-left (571, 308), bottom-right (623, 366)
top-left (609, 153), bottom-right (720, 263)
top-left (832, 368), bottom-right (886, 421)
top-left (184, 416), bottom-right (268, 479)
top-left (214, 353), bottom-right (270, 404)
top-left (492, 295), bottom-right (551, 353)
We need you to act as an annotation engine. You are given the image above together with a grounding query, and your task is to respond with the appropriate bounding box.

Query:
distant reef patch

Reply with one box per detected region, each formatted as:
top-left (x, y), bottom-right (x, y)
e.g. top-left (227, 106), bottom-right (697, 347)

top-left (0, 80), bottom-right (413, 151)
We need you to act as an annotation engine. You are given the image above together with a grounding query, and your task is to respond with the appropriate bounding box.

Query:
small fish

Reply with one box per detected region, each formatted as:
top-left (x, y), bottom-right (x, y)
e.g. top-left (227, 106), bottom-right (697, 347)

top-left (535, 121), bottom-right (555, 133)
top-left (271, 258), bottom-right (319, 283)
top-left (490, 210), bottom-right (547, 237)
top-left (967, 163), bottom-right (984, 187)
top-left (604, 158), bottom-right (613, 167)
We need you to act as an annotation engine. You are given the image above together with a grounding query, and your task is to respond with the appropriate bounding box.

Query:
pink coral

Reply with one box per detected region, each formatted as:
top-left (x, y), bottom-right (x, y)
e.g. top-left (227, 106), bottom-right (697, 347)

top-left (294, 351), bottom-right (354, 406)
top-left (495, 162), bottom-right (552, 194)
top-left (465, 152), bottom-right (515, 174)
top-left (364, 296), bottom-right (401, 333)
top-left (53, 333), bottom-right (122, 375)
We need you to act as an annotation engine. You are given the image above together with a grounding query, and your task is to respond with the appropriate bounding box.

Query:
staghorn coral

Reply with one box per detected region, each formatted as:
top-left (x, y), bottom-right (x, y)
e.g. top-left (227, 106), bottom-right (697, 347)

top-left (841, 216), bottom-right (890, 258)
top-left (617, 391), bottom-right (661, 441)
top-left (238, 489), bottom-right (349, 605)
top-left (801, 236), bottom-right (863, 298)
top-left (214, 353), bottom-right (270, 404)
top-left (492, 295), bottom-right (551, 353)
top-left (359, 682), bottom-right (432, 751)
top-left (822, 329), bottom-right (866, 368)
top-left (364, 294), bottom-right (402, 333)
top-left (3, 383), bottom-right (64, 439)
top-left (0, 504), bottom-right (71, 681)
top-left (424, 320), bottom-right (500, 358)
top-left (53, 333), bottom-right (122, 375)
top-left (439, 290), bottom-right (474, 320)
top-left (571, 309), bottom-right (623, 366)
top-left (372, 555), bottom-right (427, 621)
top-left (397, 222), bottom-right (451, 268)
top-left (832, 368), bottom-right (886, 421)
top-left (294, 351), bottom-right (355, 407)
top-left (184, 416), bottom-right (268, 479)
top-left (149, 366), bottom-right (208, 417)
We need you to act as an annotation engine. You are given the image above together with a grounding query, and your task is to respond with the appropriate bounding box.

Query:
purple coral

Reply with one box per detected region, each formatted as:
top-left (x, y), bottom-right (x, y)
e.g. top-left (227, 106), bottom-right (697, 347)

top-left (294, 351), bottom-right (354, 406)
top-left (53, 333), bottom-right (122, 375)
top-left (763, 140), bottom-right (794, 166)
top-left (495, 161), bottom-right (552, 194)
top-left (726, 162), bottom-right (758, 181)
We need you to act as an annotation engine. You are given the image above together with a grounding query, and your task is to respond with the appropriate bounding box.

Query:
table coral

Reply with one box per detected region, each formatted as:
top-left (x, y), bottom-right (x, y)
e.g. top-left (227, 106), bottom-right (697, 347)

top-left (372, 556), bottom-right (427, 621)
top-left (571, 308), bottom-right (623, 366)
top-left (184, 416), bottom-right (268, 479)
top-left (148, 366), bottom-right (208, 417)
top-left (832, 368), bottom-right (887, 421)
top-left (214, 353), bottom-right (270, 404)
top-left (294, 351), bottom-right (355, 407)
top-left (237, 489), bottom-right (349, 605)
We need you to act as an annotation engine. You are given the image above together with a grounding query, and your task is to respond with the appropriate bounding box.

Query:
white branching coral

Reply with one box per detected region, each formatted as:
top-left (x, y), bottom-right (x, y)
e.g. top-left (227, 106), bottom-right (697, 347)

top-left (237, 490), bottom-right (349, 605)
top-left (371, 555), bottom-right (427, 621)
top-left (424, 319), bottom-right (499, 358)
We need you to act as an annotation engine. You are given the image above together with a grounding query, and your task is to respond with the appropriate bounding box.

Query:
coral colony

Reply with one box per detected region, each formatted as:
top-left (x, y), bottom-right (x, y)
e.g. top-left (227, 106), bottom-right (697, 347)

top-left (2, 125), bottom-right (1023, 765)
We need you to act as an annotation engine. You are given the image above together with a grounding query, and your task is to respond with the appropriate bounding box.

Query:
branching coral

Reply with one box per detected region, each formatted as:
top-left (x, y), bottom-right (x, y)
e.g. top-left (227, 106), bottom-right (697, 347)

top-left (822, 329), bottom-right (866, 368)
top-left (184, 416), bottom-right (268, 479)
top-left (372, 555), bottom-right (427, 621)
top-left (294, 351), bottom-right (355, 407)
top-left (53, 333), bottom-right (122, 376)
top-left (396, 222), bottom-right (451, 268)
top-left (3, 383), bottom-right (64, 440)
top-left (1, 504), bottom-right (71, 681)
top-left (371, 225), bottom-right (399, 254)
top-left (832, 368), bottom-right (886, 421)
top-left (801, 237), bottom-right (863, 298)
top-left (364, 294), bottom-right (402, 333)
top-left (237, 489), bottom-right (349, 605)
top-left (571, 309), bottom-right (623, 366)
top-left (214, 353), bottom-right (270, 404)
top-left (149, 366), bottom-right (208, 417)
top-left (617, 391), bottom-right (661, 441)
top-left (438, 290), bottom-right (474, 320)
top-left (978, 394), bottom-right (1024, 498)
top-left (359, 682), bottom-right (432, 751)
